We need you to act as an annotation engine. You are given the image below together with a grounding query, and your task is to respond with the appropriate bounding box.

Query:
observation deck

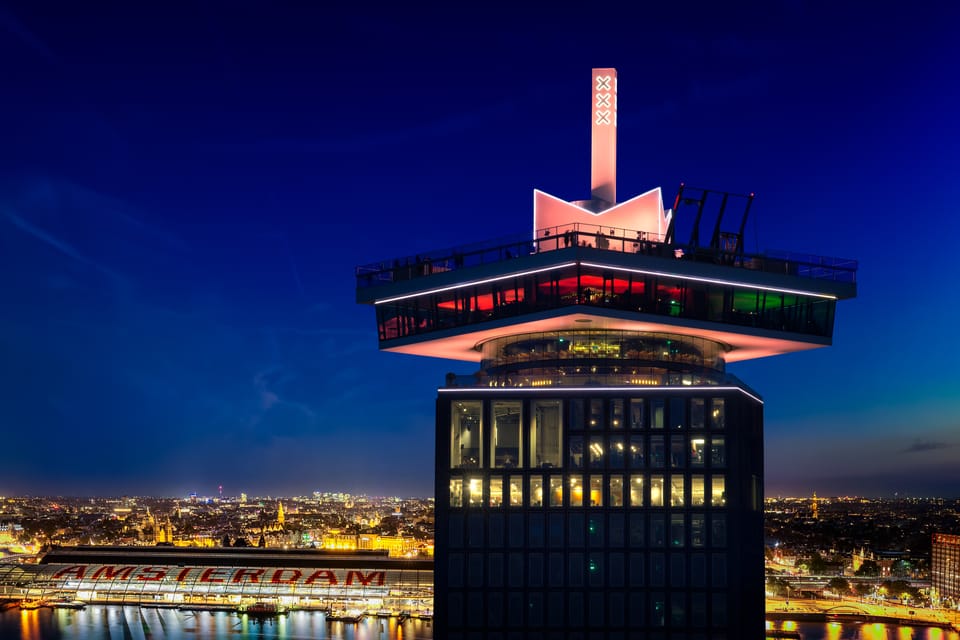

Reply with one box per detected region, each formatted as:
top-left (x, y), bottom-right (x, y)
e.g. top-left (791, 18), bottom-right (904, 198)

top-left (355, 221), bottom-right (857, 366)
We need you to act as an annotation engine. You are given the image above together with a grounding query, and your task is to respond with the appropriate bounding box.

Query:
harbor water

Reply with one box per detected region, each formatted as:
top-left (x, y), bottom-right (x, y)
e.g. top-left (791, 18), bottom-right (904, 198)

top-left (2, 606), bottom-right (958, 639)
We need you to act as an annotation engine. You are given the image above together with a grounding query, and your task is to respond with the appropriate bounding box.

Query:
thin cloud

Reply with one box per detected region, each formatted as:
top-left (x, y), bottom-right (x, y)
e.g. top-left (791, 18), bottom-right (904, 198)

top-left (2, 208), bottom-right (124, 282)
top-left (901, 438), bottom-right (955, 453)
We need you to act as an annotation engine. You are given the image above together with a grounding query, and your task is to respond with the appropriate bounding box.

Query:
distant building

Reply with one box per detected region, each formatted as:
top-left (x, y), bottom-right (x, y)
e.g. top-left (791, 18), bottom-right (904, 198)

top-left (933, 533), bottom-right (960, 601)
top-left (357, 68), bottom-right (856, 638)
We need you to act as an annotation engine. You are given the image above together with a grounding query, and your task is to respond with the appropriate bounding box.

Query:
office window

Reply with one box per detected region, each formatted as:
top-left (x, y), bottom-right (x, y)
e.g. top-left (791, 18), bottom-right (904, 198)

top-left (468, 477), bottom-right (483, 507)
top-left (651, 398), bottom-right (665, 428)
top-left (589, 399), bottom-right (604, 429)
top-left (711, 475), bottom-right (726, 507)
top-left (711, 436), bottom-right (726, 467)
top-left (691, 476), bottom-right (705, 506)
top-left (691, 514), bottom-right (705, 547)
top-left (711, 514), bottom-right (727, 547)
top-left (492, 401), bottom-right (522, 468)
top-left (589, 476), bottom-right (603, 507)
top-left (569, 436), bottom-right (584, 469)
top-left (629, 436), bottom-right (645, 468)
top-left (670, 513), bottom-right (685, 547)
top-left (609, 436), bottom-right (625, 468)
top-left (710, 398), bottom-right (725, 430)
top-left (509, 475), bottom-right (523, 507)
top-left (532, 400), bottom-right (563, 468)
top-left (530, 476), bottom-right (544, 507)
top-left (630, 399), bottom-right (645, 429)
top-left (630, 475), bottom-right (644, 507)
top-left (450, 478), bottom-right (463, 507)
top-left (671, 435), bottom-right (685, 468)
top-left (610, 398), bottom-right (624, 429)
top-left (670, 476), bottom-right (685, 507)
top-left (489, 476), bottom-right (503, 507)
top-left (650, 475), bottom-right (664, 507)
top-left (652, 592), bottom-right (666, 626)
top-left (589, 437), bottom-right (604, 468)
top-left (670, 397), bottom-right (686, 429)
top-left (451, 400), bottom-right (482, 468)
top-left (690, 398), bottom-right (705, 429)
top-left (650, 515), bottom-right (666, 546)
top-left (569, 475), bottom-right (583, 507)
top-left (609, 475), bottom-right (624, 507)
top-left (569, 398), bottom-right (585, 431)
top-left (650, 436), bottom-right (665, 468)
top-left (549, 475), bottom-right (563, 507)
top-left (690, 436), bottom-right (706, 467)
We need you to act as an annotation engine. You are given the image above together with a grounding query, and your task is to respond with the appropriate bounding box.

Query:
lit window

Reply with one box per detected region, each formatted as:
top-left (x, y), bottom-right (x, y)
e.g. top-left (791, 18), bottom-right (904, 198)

top-left (569, 475), bottom-right (583, 507)
top-left (609, 475), bottom-right (624, 507)
top-left (711, 475), bottom-right (726, 507)
top-left (590, 476), bottom-right (603, 507)
top-left (670, 476), bottom-right (685, 507)
top-left (509, 475), bottom-right (523, 507)
top-left (630, 475), bottom-right (644, 507)
top-left (489, 477), bottom-right (503, 508)
top-left (691, 475), bottom-right (705, 506)
top-left (549, 476), bottom-right (563, 507)
top-left (650, 475), bottom-right (664, 507)
top-left (468, 477), bottom-right (483, 507)
top-left (450, 478), bottom-right (463, 508)
top-left (530, 476), bottom-right (544, 507)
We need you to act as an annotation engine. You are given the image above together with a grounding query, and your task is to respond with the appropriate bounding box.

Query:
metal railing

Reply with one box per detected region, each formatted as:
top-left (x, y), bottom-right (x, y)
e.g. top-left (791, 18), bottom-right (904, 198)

top-left (356, 223), bottom-right (858, 288)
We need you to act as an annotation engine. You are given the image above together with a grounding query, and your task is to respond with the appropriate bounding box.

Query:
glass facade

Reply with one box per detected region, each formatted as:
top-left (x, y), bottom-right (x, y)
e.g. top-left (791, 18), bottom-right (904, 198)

top-left (376, 262), bottom-right (836, 344)
top-left (932, 533), bottom-right (960, 601)
top-left (436, 387), bottom-right (764, 637)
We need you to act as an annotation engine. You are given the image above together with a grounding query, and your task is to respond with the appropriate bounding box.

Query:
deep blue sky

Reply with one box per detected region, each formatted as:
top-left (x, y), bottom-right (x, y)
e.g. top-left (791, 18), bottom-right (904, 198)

top-left (2, 3), bottom-right (958, 498)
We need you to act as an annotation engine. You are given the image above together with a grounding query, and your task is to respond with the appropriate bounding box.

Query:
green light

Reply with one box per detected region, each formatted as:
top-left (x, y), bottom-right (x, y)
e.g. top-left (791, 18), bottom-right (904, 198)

top-left (588, 559), bottom-right (598, 573)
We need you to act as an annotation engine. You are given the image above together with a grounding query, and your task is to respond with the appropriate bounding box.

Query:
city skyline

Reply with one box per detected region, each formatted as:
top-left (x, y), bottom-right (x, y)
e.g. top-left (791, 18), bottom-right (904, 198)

top-left (2, 4), bottom-right (959, 498)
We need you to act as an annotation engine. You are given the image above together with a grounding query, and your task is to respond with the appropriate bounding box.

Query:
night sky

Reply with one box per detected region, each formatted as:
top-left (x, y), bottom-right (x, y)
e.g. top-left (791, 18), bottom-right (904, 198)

top-left (2, 3), bottom-right (959, 498)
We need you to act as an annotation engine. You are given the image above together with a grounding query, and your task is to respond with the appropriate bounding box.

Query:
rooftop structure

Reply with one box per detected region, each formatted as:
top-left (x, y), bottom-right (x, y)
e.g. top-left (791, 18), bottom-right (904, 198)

top-left (357, 68), bottom-right (856, 639)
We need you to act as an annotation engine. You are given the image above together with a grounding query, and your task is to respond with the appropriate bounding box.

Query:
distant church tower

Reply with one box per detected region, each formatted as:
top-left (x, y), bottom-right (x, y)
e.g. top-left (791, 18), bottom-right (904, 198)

top-left (812, 491), bottom-right (819, 520)
top-left (277, 501), bottom-right (285, 528)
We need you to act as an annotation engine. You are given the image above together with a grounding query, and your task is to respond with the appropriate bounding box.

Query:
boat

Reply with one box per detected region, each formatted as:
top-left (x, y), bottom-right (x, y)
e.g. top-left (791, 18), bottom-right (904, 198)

top-left (766, 631), bottom-right (802, 639)
top-left (19, 599), bottom-right (46, 610)
top-left (49, 598), bottom-right (86, 610)
top-left (242, 601), bottom-right (287, 617)
top-left (327, 609), bottom-right (365, 623)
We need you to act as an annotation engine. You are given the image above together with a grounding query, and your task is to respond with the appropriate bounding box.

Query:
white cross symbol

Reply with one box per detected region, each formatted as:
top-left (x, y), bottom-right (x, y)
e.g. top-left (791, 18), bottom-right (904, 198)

top-left (596, 75), bottom-right (611, 90)
top-left (596, 110), bottom-right (610, 125)
top-left (596, 93), bottom-right (611, 108)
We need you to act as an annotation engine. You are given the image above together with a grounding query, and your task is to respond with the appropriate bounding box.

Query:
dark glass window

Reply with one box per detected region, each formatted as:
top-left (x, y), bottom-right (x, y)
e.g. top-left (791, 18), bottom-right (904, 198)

top-left (710, 398), bottom-right (725, 430)
top-left (670, 397), bottom-right (686, 429)
top-left (630, 399), bottom-right (645, 429)
top-left (610, 398), bottom-right (624, 429)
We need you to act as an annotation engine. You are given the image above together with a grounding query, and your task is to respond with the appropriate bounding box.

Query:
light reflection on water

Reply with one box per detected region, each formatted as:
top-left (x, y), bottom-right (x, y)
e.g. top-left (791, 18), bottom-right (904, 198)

top-left (1, 606), bottom-right (434, 639)
top-left (4, 608), bottom-right (959, 640)
top-left (767, 620), bottom-right (960, 640)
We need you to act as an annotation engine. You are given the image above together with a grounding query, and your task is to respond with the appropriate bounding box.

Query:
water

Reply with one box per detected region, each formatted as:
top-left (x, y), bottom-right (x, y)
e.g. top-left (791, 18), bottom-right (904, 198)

top-left (2, 607), bottom-right (957, 640)
top-left (768, 620), bottom-right (960, 640)
top-left (0, 606), bottom-right (433, 639)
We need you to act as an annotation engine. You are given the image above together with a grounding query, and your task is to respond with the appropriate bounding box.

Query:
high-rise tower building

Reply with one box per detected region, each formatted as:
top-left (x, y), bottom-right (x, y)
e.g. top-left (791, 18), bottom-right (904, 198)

top-left (356, 69), bottom-right (857, 639)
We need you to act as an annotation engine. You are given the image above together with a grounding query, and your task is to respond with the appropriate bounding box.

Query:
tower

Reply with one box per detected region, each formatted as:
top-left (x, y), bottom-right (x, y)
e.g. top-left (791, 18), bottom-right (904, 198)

top-left (356, 68), bottom-right (856, 638)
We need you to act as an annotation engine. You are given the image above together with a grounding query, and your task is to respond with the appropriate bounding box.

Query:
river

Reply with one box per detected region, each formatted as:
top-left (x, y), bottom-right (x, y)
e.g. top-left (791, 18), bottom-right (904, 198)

top-left (2, 606), bottom-right (958, 639)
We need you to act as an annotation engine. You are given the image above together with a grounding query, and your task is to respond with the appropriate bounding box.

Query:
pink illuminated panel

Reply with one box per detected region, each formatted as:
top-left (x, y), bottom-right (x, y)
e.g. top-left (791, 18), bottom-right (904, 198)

top-left (591, 68), bottom-right (617, 205)
top-left (533, 188), bottom-right (670, 245)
